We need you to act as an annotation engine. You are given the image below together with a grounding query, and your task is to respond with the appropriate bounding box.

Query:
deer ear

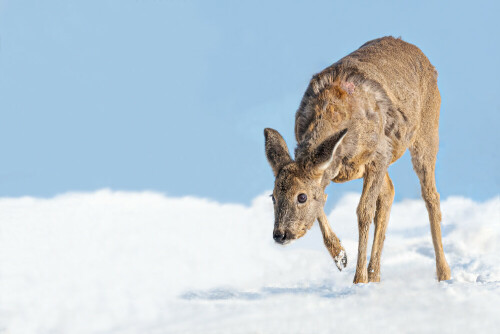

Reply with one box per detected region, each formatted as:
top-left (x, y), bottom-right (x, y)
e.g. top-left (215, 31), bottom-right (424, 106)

top-left (308, 128), bottom-right (348, 175)
top-left (264, 128), bottom-right (292, 176)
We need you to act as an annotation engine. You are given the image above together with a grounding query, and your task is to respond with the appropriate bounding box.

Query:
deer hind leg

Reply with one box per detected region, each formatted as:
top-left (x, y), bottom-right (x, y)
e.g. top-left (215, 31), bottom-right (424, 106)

top-left (354, 164), bottom-right (388, 284)
top-left (368, 173), bottom-right (394, 282)
top-left (409, 130), bottom-right (451, 281)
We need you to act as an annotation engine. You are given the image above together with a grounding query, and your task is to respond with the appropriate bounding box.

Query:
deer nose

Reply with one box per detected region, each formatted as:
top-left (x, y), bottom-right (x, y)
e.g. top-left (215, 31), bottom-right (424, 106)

top-left (273, 230), bottom-right (286, 244)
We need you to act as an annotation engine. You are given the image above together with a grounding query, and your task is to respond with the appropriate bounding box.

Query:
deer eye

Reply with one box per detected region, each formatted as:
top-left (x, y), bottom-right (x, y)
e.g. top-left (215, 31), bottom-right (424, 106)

top-left (270, 194), bottom-right (276, 204)
top-left (297, 193), bottom-right (307, 203)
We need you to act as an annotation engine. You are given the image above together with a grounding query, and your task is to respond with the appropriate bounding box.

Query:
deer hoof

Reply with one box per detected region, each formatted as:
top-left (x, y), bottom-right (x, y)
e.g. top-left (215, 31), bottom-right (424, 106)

top-left (334, 250), bottom-right (347, 271)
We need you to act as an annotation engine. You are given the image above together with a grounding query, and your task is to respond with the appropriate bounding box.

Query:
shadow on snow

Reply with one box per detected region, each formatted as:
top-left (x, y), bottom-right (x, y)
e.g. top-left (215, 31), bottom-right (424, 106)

top-left (180, 284), bottom-right (355, 301)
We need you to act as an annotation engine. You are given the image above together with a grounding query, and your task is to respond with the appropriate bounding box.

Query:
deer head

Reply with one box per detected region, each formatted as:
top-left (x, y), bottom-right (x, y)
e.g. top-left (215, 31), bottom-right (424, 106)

top-left (264, 128), bottom-right (347, 244)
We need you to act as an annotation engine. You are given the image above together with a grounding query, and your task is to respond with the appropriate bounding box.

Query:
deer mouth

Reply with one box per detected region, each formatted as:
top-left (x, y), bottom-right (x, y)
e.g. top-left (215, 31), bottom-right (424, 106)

top-left (273, 230), bottom-right (299, 245)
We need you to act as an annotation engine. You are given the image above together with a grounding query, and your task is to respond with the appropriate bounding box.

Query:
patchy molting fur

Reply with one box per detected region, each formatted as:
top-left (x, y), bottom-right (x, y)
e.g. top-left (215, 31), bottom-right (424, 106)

top-left (264, 36), bottom-right (451, 283)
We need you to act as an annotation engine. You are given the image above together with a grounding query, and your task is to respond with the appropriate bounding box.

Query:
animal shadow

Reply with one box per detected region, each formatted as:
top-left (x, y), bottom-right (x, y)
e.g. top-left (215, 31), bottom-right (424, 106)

top-left (180, 284), bottom-right (354, 301)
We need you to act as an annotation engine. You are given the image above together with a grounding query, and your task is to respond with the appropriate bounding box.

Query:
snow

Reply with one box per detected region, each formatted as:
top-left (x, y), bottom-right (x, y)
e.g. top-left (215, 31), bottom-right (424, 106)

top-left (0, 190), bottom-right (499, 333)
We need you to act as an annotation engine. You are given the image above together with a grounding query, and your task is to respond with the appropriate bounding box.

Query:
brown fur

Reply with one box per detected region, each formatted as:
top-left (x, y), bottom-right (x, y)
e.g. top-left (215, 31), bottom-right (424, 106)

top-left (264, 36), bottom-right (451, 283)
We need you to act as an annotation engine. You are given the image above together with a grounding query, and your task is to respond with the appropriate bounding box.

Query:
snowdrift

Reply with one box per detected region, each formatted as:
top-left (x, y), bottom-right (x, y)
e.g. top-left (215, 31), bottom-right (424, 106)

top-left (0, 190), bottom-right (499, 333)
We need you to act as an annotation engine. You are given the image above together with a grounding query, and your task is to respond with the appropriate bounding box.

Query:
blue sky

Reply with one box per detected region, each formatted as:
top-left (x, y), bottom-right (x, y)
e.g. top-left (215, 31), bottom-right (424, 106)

top-left (0, 0), bottom-right (498, 205)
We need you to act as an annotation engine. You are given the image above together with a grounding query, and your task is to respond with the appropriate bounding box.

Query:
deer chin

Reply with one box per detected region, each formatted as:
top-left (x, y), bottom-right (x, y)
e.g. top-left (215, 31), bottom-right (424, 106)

top-left (279, 239), bottom-right (294, 246)
top-left (295, 230), bottom-right (308, 239)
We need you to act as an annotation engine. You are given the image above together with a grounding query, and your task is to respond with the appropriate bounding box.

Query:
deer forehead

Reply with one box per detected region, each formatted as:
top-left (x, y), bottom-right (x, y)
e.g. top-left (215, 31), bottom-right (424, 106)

top-left (275, 166), bottom-right (318, 196)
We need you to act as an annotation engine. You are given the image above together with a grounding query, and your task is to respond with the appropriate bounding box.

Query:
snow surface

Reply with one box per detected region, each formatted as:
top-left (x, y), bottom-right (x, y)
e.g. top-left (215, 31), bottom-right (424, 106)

top-left (0, 190), bottom-right (499, 333)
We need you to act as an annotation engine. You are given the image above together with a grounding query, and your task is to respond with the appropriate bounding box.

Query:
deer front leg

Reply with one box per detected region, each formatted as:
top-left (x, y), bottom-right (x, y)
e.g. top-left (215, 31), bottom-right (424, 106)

top-left (318, 210), bottom-right (347, 271)
top-left (354, 165), bottom-right (388, 284)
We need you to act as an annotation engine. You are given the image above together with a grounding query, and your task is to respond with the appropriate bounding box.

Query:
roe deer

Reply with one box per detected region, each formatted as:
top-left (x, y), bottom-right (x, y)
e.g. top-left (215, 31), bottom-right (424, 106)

top-left (264, 36), bottom-right (451, 283)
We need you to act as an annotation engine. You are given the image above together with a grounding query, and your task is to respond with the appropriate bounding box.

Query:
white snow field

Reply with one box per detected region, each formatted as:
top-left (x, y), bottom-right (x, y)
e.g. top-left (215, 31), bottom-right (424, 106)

top-left (0, 190), bottom-right (499, 334)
